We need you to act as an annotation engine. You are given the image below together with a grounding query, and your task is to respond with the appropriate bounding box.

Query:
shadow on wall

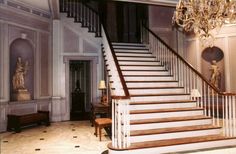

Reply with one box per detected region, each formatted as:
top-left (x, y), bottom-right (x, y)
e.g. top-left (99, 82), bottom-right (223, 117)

top-left (201, 46), bottom-right (225, 91)
top-left (10, 38), bottom-right (34, 101)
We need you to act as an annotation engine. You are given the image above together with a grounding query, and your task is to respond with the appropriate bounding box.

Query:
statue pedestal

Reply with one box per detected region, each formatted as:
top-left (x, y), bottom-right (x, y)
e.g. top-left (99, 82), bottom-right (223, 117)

top-left (12, 89), bottom-right (31, 101)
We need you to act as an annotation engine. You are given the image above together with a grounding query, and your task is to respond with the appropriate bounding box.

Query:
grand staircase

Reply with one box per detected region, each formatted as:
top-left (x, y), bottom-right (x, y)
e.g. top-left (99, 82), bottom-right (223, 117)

top-left (105, 42), bottom-right (236, 154)
top-left (59, 0), bottom-right (236, 153)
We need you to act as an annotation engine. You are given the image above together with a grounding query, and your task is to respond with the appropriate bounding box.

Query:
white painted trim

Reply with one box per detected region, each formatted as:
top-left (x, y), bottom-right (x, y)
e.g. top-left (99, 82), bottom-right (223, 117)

top-left (224, 37), bottom-right (231, 91)
top-left (1, 1), bottom-right (51, 21)
top-left (0, 19), bottom-right (50, 34)
top-left (3, 22), bottom-right (9, 101)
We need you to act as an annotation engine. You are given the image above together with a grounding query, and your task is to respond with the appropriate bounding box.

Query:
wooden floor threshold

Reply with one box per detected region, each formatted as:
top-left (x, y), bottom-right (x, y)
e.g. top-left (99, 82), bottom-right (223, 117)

top-left (130, 107), bottom-right (202, 114)
top-left (108, 135), bottom-right (236, 151)
top-left (130, 124), bottom-right (221, 136)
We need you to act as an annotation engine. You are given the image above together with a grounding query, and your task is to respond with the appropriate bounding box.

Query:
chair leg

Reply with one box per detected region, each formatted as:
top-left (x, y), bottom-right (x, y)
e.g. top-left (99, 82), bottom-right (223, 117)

top-left (99, 127), bottom-right (102, 141)
top-left (94, 123), bottom-right (97, 137)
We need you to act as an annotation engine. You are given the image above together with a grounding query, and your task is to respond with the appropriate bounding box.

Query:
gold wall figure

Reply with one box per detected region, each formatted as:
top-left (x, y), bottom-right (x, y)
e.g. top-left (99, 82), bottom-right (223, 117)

top-left (209, 60), bottom-right (221, 89)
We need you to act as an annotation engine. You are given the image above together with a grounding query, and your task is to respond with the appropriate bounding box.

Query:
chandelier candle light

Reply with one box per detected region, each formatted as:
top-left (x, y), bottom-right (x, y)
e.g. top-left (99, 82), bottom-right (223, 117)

top-left (173, 0), bottom-right (236, 47)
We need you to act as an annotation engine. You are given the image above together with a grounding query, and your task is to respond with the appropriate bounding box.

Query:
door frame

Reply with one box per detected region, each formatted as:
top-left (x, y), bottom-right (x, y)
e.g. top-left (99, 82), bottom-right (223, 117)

top-left (64, 56), bottom-right (99, 119)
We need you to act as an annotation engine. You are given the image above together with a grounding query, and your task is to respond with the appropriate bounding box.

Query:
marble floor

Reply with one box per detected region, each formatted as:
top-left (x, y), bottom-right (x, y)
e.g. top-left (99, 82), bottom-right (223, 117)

top-left (1, 121), bottom-right (236, 154)
top-left (0, 121), bottom-right (110, 154)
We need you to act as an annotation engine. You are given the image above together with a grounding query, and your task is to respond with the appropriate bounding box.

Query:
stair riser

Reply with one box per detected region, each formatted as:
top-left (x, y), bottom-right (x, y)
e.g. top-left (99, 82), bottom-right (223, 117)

top-left (129, 88), bottom-right (185, 95)
top-left (123, 71), bottom-right (170, 76)
top-left (116, 53), bottom-right (152, 57)
top-left (130, 119), bottom-right (212, 131)
top-left (119, 61), bottom-right (161, 65)
top-left (117, 57), bottom-right (156, 61)
top-left (127, 82), bottom-right (178, 87)
top-left (130, 110), bottom-right (203, 120)
top-left (129, 103), bottom-right (196, 110)
top-left (130, 129), bottom-right (221, 143)
top-left (113, 46), bottom-right (148, 49)
top-left (131, 95), bottom-right (190, 102)
top-left (125, 76), bottom-right (173, 81)
top-left (121, 66), bottom-right (165, 71)
top-left (112, 42), bottom-right (146, 46)
top-left (109, 138), bottom-right (236, 154)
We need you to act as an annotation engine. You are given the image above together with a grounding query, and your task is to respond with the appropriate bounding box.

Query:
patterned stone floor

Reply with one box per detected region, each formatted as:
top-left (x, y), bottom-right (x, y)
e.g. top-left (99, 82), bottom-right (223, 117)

top-left (0, 121), bottom-right (110, 154)
top-left (1, 121), bottom-right (236, 154)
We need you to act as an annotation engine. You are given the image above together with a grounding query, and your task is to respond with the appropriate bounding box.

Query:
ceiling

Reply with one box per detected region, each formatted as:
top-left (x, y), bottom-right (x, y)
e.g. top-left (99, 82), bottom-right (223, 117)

top-left (13, 0), bottom-right (50, 12)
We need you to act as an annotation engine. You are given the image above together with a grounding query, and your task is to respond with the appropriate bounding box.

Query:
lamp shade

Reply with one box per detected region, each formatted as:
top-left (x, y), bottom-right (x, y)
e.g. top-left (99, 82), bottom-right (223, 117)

top-left (99, 80), bottom-right (106, 90)
top-left (191, 89), bottom-right (201, 98)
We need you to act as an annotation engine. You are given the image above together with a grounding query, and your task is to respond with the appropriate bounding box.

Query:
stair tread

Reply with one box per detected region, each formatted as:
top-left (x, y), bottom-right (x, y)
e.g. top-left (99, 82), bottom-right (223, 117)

top-left (127, 80), bottom-right (178, 82)
top-left (129, 86), bottom-right (184, 89)
top-left (130, 115), bottom-right (210, 124)
top-left (122, 70), bottom-right (167, 72)
top-left (130, 100), bottom-right (196, 105)
top-left (114, 48), bottom-right (149, 50)
top-left (130, 93), bottom-right (189, 97)
top-left (124, 75), bottom-right (172, 77)
top-left (116, 51), bottom-right (151, 54)
top-left (108, 135), bottom-right (236, 150)
top-left (118, 60), bottom-right (157, 62)
top-left (130, 107), bottom-right (202, 114)
top-left (130, 124), bottom-right (221, 136)
top-left (121, 64), bottom-right (163, 67)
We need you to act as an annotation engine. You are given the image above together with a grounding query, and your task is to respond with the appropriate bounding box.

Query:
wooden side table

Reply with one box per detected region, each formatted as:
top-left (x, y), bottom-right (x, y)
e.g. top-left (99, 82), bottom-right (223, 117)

top-left (90, 103), bottom-right (109, 126)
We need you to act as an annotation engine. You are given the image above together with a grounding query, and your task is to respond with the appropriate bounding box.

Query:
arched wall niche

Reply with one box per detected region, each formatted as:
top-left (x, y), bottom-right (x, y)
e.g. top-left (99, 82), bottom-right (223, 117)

top-left (201, 46), bottom-right (225, 91)
top-left (9, 38), bottom-right (34, 101)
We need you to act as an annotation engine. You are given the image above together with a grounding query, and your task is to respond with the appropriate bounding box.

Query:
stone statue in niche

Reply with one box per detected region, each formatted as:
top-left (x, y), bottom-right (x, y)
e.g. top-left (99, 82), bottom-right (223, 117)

top-left (12, 57), bottom-right (31, 101)
top-left (209, 60), bottom-right (221, 89)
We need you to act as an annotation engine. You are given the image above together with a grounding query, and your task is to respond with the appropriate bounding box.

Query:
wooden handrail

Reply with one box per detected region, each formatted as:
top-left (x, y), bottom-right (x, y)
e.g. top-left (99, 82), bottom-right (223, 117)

top-left (102, 26), bottom-right (130, 99)
top-left (142, 24), bottom-right (236, 96)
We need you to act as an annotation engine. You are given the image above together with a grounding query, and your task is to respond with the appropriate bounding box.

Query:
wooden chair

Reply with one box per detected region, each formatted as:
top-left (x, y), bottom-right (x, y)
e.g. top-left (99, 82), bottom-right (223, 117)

top-left (94, 118), bottom-right (112, 141)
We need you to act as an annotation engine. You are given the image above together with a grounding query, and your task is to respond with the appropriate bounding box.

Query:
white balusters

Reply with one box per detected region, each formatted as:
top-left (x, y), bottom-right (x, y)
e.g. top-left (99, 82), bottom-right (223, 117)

top-left (102, 26), bottom-right (130, 149)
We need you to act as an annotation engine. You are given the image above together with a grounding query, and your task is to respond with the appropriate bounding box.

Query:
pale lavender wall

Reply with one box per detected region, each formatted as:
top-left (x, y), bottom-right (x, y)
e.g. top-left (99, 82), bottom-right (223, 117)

top-left (40, 33), bottom-right (50, 96)
top-left (149, 5), bottom-right (177, 50)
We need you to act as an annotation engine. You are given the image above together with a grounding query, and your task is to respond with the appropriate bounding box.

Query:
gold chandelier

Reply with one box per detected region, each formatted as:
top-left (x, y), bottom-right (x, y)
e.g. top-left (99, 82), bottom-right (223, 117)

top-left (173, 0), bottom-right (236, 47)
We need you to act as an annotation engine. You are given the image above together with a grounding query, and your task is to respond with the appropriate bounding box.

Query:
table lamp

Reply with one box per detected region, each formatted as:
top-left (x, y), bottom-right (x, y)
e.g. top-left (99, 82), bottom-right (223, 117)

top-left (99, 80), bottom-right (107, 104)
